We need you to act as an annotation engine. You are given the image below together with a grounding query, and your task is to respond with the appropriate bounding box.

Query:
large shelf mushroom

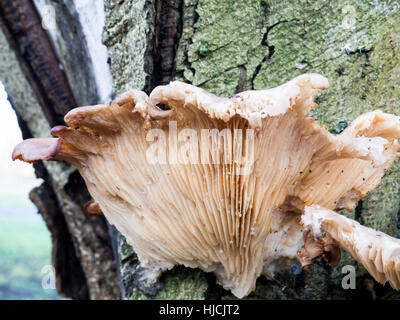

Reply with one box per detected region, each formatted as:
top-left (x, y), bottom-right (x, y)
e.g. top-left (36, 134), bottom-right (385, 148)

top-left (13, 74), bottom-right (400, 298)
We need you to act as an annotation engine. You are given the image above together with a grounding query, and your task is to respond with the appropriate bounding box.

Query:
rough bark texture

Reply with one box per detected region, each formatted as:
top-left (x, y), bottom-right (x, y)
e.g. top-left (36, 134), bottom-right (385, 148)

top-left (33, 0), bottom-right (100, 106)
top-left (104, 0), bottom-right (400, 299)
top-left (0, 0), bottom-right (120, 299)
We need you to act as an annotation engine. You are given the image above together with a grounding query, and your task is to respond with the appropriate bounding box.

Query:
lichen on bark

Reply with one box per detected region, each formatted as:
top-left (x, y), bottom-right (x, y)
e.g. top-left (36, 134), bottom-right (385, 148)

top-left (103, 0), bottom-right (156, 95)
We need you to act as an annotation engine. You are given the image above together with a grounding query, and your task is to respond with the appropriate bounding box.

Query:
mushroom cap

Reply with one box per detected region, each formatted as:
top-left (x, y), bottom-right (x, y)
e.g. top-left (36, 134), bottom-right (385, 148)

top-left (12, 74), bottom-right (400, 297)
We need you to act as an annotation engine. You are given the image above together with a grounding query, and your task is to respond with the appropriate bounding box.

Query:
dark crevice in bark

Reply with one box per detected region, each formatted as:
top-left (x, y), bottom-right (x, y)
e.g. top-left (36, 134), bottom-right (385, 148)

top-left (64, 170), bottom-right (92, 206)
top-left (344, 47), bottom-right (374, 79)
top-left (203, 272), bottom-right (230, 300)
top-left (177, 54), bottom-right (196, 82)
top-left (150, 0), bottom-right (184, 90)
top-left (108, 225), bottom-right (123, 291)
top-left (250, 57), bottom-right (267, 90)
top-left (235, 65), bottom-right (247, 93)
top-left (354, 200), bottom-right (364, 224)
top-left (397, 207), bottom-right (400, 230)
top-left (344, 46), bottom-right (373, 61)
top-left (251, 20), bottom-right (288, 89)
top-left (0, 0), bottom-right (76, 126)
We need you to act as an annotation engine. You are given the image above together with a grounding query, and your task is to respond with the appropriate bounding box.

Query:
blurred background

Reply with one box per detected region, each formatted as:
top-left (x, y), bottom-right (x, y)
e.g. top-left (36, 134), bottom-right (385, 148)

top-left (0, 81), bottom-right (58, 299)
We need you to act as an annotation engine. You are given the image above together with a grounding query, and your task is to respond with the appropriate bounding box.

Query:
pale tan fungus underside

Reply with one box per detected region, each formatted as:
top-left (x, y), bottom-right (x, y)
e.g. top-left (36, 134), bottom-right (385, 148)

top-left (12, 74), bottom-right (400, 298)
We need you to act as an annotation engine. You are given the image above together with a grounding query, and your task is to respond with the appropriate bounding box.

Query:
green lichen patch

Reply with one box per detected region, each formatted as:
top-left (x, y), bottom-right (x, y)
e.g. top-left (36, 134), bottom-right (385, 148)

top-left (129, 267), bottom-right (207, 300)
top-left (176, 0), bottom-right (271, 96)
top-left (103, 0), bottom-right (155, 95)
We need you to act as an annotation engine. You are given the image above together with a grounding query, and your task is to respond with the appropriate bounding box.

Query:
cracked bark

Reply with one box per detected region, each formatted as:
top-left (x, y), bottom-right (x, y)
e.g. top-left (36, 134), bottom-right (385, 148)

top-left (250, 20), bottom-right (288, 90)
top-left (151, 0), bottom-right (183, 87)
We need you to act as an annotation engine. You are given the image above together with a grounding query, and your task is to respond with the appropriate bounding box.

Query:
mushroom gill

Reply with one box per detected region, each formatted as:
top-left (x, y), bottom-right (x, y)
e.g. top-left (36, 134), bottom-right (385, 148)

top-left (12, 74), bottom-right (400, 298)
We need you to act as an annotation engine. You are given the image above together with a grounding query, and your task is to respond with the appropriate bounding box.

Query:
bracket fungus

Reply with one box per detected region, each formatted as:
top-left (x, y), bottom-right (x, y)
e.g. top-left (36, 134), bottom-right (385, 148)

top-left (12, 73), bottom-right (400, 298)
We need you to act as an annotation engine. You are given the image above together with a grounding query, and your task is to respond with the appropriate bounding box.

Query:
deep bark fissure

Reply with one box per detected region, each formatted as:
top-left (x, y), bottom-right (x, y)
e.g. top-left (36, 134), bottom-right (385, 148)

top-left (150, 0), bottom-right (183, 90)
top-left (250, 20), bottom-right (288, 89)
top-left (355, 200), bottom-right (364, 224)
top-left (204, 273), bottom-right (230, 300)
top-left (397, 208), bottom-right (400, 230)
top-left (235, 65), bottom-right (247, 93)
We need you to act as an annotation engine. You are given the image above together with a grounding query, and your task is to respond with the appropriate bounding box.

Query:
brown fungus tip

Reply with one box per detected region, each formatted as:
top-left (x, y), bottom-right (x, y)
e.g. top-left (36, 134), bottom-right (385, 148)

top-left (84, 200), bottom-right (104, 216)
top-left (50, 125), bottom-right (69, 137)
top-left (323, 244), bottom-right (341, 267)
top-left (12, 138), bottom-right (61, 163)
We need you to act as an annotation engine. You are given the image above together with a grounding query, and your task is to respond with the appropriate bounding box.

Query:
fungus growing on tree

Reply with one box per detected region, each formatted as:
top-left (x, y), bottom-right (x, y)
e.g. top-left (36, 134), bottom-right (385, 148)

top-left (12, 74), bottom-right (400, 298)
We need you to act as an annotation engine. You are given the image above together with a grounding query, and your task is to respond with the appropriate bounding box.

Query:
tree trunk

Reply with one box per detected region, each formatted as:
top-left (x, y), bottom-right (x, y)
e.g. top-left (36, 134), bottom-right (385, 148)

top-left (2, 0), bottom-right (400, 300)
